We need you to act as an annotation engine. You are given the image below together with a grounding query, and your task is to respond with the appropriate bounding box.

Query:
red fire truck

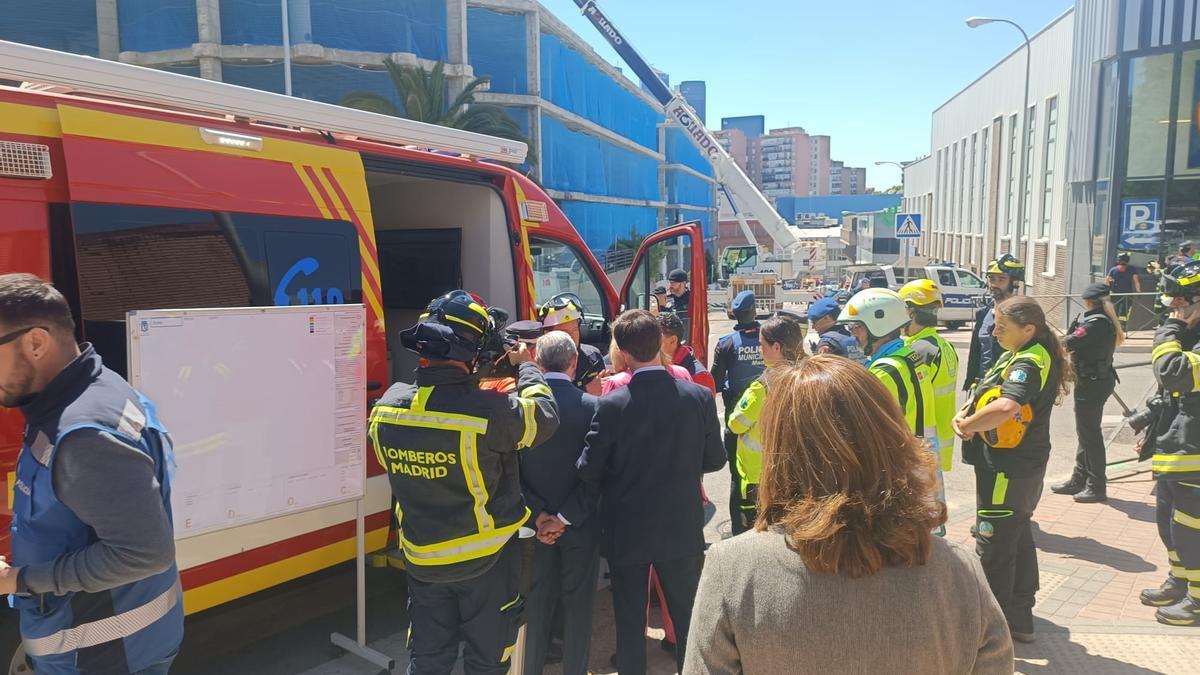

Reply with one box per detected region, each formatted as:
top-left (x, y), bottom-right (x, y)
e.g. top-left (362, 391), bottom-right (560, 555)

top-left (0, 39), bottom-right (707, 664)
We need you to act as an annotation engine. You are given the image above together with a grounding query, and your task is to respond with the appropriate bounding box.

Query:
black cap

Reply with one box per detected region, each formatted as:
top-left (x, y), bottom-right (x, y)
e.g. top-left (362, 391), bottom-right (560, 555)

top-left (1081, 283), bottom-right (1111, 301)
top-left (668, 268), bottom-right (688, 282)
top-left (1117, 253), bottom-right (1131, 263)
top-left (652, 283), bottom-right (668, 295)
top-left (1182, 241), bottom-right (1194, 252)
top-left (505, 320), bottom-right (544, 341)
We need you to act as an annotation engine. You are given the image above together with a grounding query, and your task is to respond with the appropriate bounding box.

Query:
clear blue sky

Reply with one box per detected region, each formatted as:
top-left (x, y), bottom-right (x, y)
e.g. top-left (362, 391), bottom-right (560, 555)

top-left (552, 0), bottom-right (1073, 191)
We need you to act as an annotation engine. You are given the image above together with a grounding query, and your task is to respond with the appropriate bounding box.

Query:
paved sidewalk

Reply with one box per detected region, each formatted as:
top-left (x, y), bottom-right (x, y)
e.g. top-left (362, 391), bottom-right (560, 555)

top-left (944, 465), bottom-right (1200, 674)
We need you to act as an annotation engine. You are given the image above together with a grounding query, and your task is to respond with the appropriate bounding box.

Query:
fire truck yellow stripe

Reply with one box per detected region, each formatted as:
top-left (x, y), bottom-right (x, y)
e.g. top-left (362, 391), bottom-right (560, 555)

top-left (0, 102), bottom-right (63, 138)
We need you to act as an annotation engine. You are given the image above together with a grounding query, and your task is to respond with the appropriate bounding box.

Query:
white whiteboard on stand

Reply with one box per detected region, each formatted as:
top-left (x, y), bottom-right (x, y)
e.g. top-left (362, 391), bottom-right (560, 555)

top-left (127, 305), bottom-right (366, 540)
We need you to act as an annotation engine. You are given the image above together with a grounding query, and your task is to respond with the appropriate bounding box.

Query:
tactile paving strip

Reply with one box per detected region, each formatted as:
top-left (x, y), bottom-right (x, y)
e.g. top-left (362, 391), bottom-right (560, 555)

top-left (1016, 633), bottom-right (1200, 674)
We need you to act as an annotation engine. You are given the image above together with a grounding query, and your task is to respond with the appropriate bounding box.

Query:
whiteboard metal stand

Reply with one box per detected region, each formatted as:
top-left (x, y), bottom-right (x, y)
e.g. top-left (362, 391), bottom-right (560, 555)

top-left (330, 496), bottom-right (394, 671)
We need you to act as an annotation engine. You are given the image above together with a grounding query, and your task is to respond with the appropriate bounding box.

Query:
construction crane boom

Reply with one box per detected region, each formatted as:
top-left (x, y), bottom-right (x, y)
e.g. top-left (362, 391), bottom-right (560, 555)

top-left (570, 0), bottom-right (797, 257)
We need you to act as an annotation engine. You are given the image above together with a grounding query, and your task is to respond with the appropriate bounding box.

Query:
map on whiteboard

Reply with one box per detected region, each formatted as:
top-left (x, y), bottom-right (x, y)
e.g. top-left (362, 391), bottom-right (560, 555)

top-left (127, 305), bottom-right (366, 539)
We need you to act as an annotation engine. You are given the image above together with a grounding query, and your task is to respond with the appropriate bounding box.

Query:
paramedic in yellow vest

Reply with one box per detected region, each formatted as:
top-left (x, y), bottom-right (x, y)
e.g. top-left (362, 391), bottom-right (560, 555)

top-left (726, 316), bottom-right (805, 535)
top-left (369, 290), bottom-right (559, 675)
top-left (899, 279), bottom-right (961, 473)
top-left (953, 297), bottom-right (1073, 644)
top-left (837, 288), bottom-right (937, 443)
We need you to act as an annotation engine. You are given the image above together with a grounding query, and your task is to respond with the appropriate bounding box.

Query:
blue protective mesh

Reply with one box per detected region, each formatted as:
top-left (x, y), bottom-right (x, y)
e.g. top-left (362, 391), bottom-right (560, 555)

top-left (220, 0), bottom-right (283, 45)
top-left (539, 32), bottom-right (660, 149)
top-left (557, 201), bottom-right (659, 260)
top-left (467, 8), bottom-right (526, 95)
top-left (310, 0), bottom-right (445, 59)
top-left (223, 63), bottom-right (403, 108)
top-left (218, 0), bottom-right (445, 58)
top-left (665, 127), bottom-right (712, 177)
top-left (540, 114), bottom-right (659, 202)
top-left (159, 64), bottom-right (202, 78)
top-left (118, 0), bottom-right (198, 52)
top-left (666, 171), bottom-right (713, 208)
top-left (669, 208), bottom-right (715, 248)
top-left (1, 0), bottom-right (99, 56)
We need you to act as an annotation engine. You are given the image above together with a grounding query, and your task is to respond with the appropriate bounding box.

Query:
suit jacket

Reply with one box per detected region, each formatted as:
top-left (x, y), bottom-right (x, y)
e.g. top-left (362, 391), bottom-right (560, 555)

top-left (564, 369), bottom-right (726, 565)
top-left (519, 377), bottom-right (597, 521)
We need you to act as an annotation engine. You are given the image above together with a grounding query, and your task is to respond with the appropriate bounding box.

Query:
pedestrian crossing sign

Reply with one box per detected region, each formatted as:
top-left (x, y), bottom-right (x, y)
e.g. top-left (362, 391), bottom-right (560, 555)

top-left (895, 213), bottom-right (922, 238)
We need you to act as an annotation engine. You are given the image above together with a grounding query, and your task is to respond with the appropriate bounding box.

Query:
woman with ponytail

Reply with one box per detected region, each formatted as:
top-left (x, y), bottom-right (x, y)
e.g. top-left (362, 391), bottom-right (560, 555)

top-left (725, 316), bottom-right (805, 534)
top-left (953, 296), bottom-right (1074, 644)
top-left (685, 356), bottom-right (1012, 674)
top-left (1052, 283), bottom-right (1124, 503)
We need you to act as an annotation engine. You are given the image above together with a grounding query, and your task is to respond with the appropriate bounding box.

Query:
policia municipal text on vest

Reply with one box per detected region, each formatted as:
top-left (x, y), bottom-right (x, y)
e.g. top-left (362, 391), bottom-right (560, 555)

top-left (369, 290), bottom-right (560, 673)
top-left (1140, 260), bottom-right (1200, 626)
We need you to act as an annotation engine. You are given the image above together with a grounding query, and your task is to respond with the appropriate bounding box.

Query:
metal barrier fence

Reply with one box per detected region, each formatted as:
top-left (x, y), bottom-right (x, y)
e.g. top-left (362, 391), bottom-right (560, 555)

top-left (1028, 291), bottom-right (1161, 338)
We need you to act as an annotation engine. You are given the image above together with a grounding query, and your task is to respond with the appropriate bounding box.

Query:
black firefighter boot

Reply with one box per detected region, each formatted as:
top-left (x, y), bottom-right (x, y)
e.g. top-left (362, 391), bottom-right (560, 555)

top-left (1141, 576), bottom-right (1189, 607)
top-left (1051, 472), bottom-right (1086, 496)
top-left (1156, 596), bottom-right (1200, 626)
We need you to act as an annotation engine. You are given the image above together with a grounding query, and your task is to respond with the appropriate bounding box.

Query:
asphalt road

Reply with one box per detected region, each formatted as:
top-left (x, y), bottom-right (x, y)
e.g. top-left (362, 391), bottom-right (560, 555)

top-left (171, 311), bottom-right (1158, 674)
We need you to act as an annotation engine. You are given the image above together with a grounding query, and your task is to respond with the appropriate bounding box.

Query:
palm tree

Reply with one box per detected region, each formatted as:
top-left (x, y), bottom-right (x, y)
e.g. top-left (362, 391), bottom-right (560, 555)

top-left (341, 59), bottom-right (536, 169)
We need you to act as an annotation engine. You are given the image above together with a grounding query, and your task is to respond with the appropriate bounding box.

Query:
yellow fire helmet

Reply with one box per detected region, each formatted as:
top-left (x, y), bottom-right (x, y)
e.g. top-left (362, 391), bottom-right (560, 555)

top-left (898, 278), bottom-right (942, 307)
top-left (974, 386), bottom-right (1035, 449)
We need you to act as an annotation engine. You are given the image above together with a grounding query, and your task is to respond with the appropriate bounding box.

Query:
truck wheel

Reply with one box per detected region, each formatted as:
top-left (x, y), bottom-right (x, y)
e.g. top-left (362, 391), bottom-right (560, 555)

top-left (0, 610), bottom-right (28, 675)
top-left (947, 321), bottom-right (964, 331)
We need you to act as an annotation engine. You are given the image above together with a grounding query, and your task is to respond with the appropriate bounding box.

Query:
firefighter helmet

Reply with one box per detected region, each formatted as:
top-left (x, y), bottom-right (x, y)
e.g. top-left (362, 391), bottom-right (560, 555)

top-left (986, 254), bottom-right (1025, 283)
top-left (539, 293), bottom-right (583, 328)
top-left (899, 279), bottom-right (943, 307)
top-left (836, 288), bottom-right (909, 338)
top-left (400, 290), bottom-right (495, 362)
top-left (1162, 260), bottom-right (1200, 300)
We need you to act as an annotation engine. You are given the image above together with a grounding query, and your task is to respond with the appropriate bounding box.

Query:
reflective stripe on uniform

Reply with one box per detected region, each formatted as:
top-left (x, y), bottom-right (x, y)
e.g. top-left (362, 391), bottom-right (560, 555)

top-left (517, 398), bottom-right (537, 449)
top-left (519, 383), bottom-right (552, 400)
top-left (22, 580), bottom-right (181, 657)
top-left (412, 386), bottom-right (434, 412)
top-left (992, 472), bottom-right (1009, 505)
top-left (459, 432), bottom-right (493, 531)
top-left (1153, 454), bottom-right (1200, 473)
top-left (370, 406), bottom-right (488, 434)
top-left (977, 509), bottom-right (1014, 519)
top-left (1186, 352), bottom-right (1200, 392)
top-left (1153, 340), bottom-right (1183, 363)
top-left (1174, 508), bottom-right (1200, 531)
top-left (739, 434), bottom-right (762, 455)
top-left (401, 518), bottom-right (524, 566)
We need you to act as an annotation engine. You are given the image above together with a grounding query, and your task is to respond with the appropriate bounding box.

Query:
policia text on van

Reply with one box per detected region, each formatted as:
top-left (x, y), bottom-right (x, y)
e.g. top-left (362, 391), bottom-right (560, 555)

top-left (368, 290), bottom-right (559, 674)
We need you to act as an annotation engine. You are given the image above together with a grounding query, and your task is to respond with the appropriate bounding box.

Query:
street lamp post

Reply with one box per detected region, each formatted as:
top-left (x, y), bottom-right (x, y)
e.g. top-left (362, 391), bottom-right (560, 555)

top-left (967, 16), bottom-right (1031, 277)
top-left (876, 160), bottom-right (910, 278)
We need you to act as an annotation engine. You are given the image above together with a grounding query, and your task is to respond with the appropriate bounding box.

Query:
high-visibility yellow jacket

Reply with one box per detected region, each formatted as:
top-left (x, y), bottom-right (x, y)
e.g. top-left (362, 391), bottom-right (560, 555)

top-left (728, 377), bottom-right (767, 505)
top-left (906, 326), bottom-right (960, 471)
top-left (870, 340), bottom-right (937, 443)
top-left (368, 361), bottom-right (558, 582)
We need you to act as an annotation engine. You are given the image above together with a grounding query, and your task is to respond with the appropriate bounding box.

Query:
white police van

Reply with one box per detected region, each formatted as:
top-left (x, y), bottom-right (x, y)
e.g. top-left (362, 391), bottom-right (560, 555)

top-left (846, 264), bottom-right (988, 329)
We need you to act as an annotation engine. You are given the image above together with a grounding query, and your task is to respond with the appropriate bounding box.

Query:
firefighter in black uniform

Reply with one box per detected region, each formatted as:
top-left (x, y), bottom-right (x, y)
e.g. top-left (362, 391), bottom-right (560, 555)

top-left (1052, 283), bottom-right (1122, 503)
top-left (369, 290), bottom-right (560, 674)
top-left (1140, 261), bottom-right (1200, 626)
top-left (710, 290), bottom-right (765, 529)
top-left (953, 296), bottom-right (1073, 643)
top-left (539, 294), bottom-right (605, 395)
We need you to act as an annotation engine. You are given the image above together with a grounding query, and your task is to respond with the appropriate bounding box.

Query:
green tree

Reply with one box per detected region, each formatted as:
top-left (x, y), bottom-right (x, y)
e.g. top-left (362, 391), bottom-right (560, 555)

top-left (341, 59), bottom-right (536, 169)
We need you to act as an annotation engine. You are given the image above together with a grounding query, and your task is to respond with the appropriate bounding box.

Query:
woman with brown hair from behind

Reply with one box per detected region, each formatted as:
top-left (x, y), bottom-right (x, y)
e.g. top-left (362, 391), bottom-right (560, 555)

top-left (685, 356), bottom-right (1014, 675)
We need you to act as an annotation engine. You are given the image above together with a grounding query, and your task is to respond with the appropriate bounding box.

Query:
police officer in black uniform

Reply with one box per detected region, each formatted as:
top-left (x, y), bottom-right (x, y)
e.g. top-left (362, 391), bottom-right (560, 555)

top-left (1053, 283), bottom-right (1122, 503)
top-left (710, 290), bottom-right (765, 528)
top-left (369, 290), bottom-right (560, 674)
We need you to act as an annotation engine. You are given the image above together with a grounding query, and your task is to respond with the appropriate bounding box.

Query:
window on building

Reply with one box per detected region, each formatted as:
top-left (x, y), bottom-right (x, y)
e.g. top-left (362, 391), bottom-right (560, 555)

top-left (967, 133), bottom-right (977, 234)
top-left (1023, 103), bottom-right (1037, 236)
top-left (950, 142), bottom-right (958, 232)
top-left (960, 140), bottom-right (968, 233)
top-left (1006, 113), bottom-right (1017, 236)
top-left (980, 125), bottom-right (991, 235)
top-left (1173, 50), bottom-right (1200, 176)
top-left (1125, 52), bottom-right (1173, 178)
top-left (1039, 97), bottom-right (1059, 241)
top-left (1096, 59), bottom-right (1119, 181)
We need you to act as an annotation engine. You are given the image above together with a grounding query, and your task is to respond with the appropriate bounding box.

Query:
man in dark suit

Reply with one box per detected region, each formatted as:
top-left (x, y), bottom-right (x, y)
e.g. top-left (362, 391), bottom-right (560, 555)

top-left (521, 331), bottom-right (599, 675)
top-left (561, 309), bottom-right (726, 675)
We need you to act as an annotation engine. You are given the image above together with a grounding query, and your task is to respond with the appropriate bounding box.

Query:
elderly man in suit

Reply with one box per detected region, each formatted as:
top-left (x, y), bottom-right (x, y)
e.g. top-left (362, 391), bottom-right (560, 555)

top-left (561, 309), bottom-right (725, 675)
top-left (522, 331), bottom-right (600, 675)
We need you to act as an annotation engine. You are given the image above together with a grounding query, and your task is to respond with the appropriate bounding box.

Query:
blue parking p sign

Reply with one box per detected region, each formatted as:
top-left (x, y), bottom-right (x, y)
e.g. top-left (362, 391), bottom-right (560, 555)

top-left (1119, 199), bottom-right (1160, 253)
